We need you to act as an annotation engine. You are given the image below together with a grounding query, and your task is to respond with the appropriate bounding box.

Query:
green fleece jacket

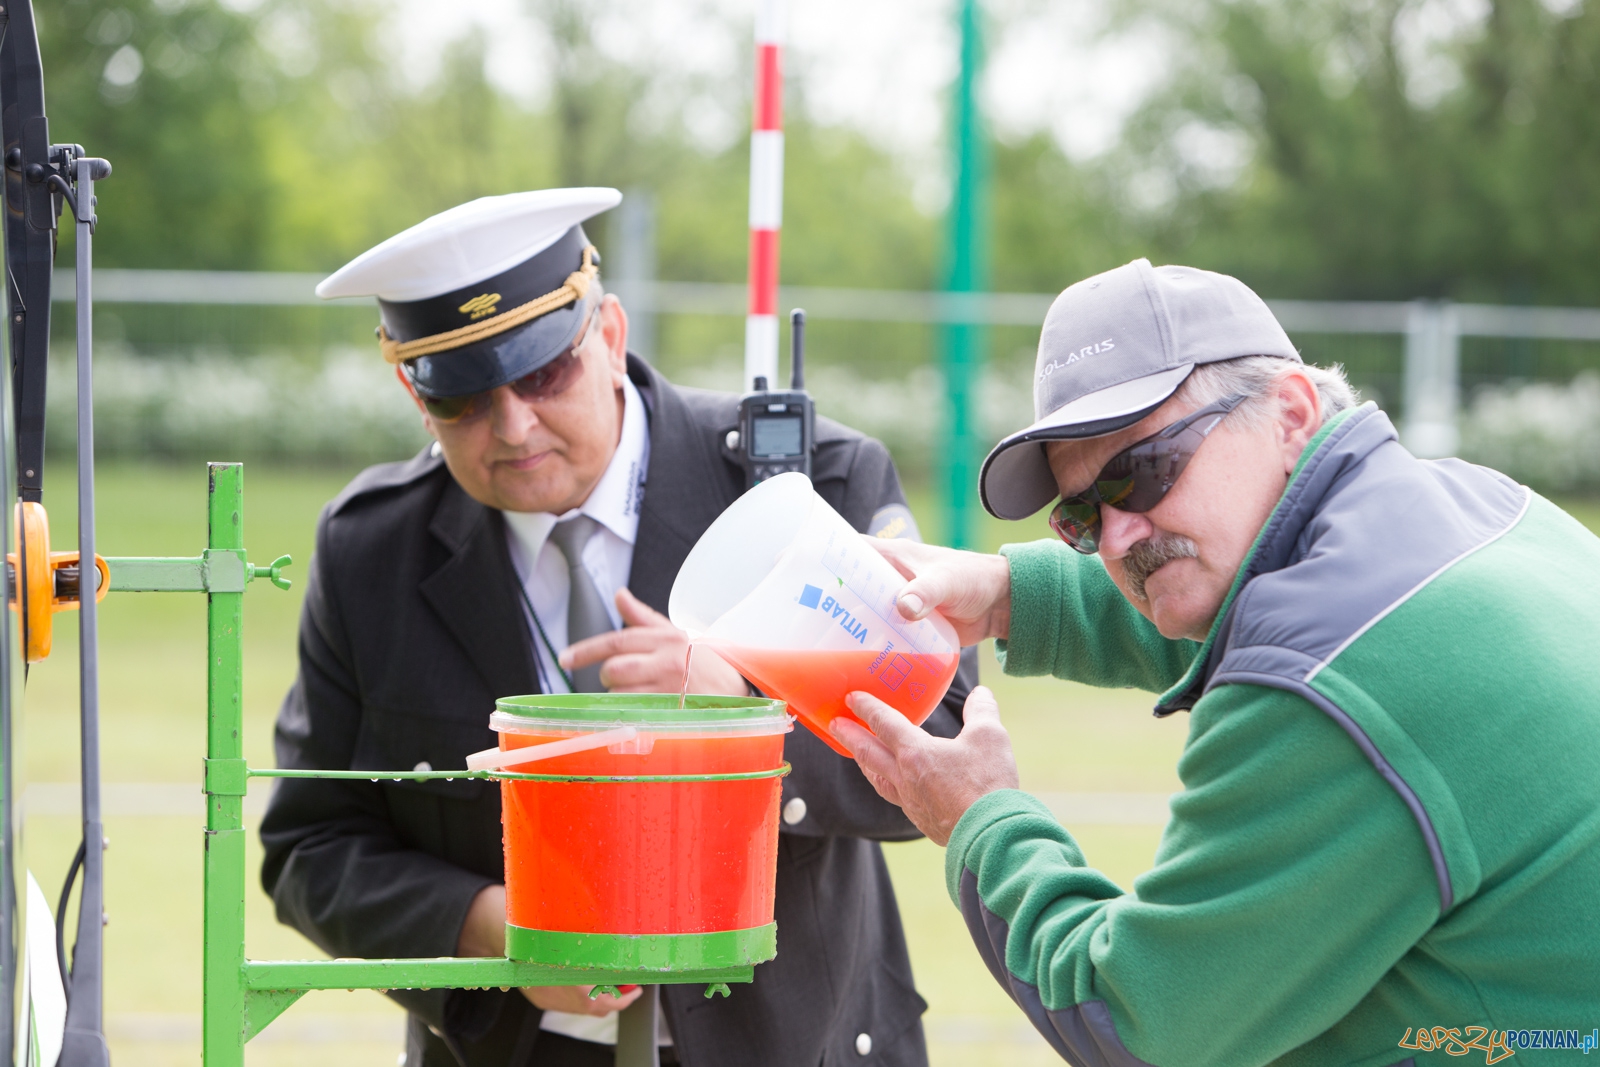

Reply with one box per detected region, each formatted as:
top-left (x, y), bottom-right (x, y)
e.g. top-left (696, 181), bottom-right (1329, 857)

top-left (949, 405), bottom-right (1600, 1067)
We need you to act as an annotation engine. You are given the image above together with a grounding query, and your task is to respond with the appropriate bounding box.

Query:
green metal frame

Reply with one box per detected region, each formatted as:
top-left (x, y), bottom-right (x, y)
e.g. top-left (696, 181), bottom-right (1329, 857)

top-left (107, 463), bottom-right (760, 1065)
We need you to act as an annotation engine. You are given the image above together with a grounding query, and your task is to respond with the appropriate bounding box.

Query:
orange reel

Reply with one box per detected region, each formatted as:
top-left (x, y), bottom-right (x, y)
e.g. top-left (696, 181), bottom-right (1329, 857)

top-left (9, 501), bottom-right (109, 663)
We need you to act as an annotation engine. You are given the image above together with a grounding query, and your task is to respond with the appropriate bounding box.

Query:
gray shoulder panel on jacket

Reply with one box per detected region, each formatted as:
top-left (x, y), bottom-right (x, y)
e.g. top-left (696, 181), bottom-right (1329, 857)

top-left (1187, 406), bottom-right (1528, 914)
top-left (1209, 406), bottom-right (1527, 690)
top-left (959, 869), bottom-right (1154, 1067)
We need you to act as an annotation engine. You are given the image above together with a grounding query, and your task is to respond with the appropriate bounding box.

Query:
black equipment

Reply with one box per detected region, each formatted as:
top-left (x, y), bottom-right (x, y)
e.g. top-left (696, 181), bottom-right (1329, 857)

top-left (0, 1), bottom-right (114, 1063)
top-left (734, 309), bottom-right (815, 487)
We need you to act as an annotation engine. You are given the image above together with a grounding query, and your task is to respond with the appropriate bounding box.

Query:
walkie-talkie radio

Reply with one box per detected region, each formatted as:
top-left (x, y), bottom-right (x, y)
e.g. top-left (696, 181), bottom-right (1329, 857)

top-left (732, 308), bottom-right (815, 487)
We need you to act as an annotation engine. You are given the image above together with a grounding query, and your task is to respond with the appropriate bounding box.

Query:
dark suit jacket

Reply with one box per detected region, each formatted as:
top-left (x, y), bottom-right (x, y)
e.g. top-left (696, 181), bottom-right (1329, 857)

top-left (260, 357), bottom-right (978, 1067)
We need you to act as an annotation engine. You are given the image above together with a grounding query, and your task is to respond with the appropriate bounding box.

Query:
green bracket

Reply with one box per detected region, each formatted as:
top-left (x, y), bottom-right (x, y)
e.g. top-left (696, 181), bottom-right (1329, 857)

top-left (105, 553), bottom-right (293, 593)
top-left (204, 758), bottom-right (249, 797)
top-left (242, 989), bottom-right (307, 1043)
top-left (105, 556), bottom-right (206, 592)
top-left (203, 549), bottom-right (247, 593)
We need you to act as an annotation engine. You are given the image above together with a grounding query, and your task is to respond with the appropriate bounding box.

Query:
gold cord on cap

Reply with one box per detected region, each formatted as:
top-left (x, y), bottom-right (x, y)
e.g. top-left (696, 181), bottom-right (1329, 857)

top-left (377, 245), bottom-right (599, 364)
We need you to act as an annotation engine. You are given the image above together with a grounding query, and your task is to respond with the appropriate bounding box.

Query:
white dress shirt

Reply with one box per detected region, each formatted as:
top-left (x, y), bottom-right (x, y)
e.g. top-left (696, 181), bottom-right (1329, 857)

top-left (502, 376), bottom-right (667, 1047)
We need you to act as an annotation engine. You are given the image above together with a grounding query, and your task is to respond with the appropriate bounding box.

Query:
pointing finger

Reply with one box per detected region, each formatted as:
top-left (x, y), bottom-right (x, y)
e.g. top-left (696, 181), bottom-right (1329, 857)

top-left (560, 628), bottom-right (660, 670)
top-left (614, 587), bottom-right (669, 628)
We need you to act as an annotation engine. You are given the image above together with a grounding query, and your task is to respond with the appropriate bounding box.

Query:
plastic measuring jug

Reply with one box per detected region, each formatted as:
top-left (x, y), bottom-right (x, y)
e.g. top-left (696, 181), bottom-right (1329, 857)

top-left (669, 472), bottom-right (960, 756)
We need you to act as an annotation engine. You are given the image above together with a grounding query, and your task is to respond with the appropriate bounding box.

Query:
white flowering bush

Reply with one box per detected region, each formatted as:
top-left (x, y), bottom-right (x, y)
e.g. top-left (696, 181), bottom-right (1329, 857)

top-left (48, 345), bottom-right (431, 464)
top-left (71, 348), bottom-right (1597, 498)
top-left (1459, 373), bottom-right (1600, 493)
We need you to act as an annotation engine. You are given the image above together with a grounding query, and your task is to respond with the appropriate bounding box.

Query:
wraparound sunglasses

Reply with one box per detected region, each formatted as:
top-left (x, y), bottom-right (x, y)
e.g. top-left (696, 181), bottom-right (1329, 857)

top-left (1048, 393), bottom-right (1247, 554)
top-left (419, 308), bottom-right (599, 424)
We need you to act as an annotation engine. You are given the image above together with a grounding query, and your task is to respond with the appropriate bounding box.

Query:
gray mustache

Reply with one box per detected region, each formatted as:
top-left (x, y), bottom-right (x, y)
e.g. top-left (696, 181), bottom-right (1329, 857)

top-left (1122, 534), bottom-right (1199, 601)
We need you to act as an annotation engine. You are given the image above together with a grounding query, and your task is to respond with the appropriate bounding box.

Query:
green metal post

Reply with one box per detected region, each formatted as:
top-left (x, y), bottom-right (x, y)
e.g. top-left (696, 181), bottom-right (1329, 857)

top-left (941, 0), bottom-right (989, 549)
top-left (202, 463), bottom-right (248, 1067)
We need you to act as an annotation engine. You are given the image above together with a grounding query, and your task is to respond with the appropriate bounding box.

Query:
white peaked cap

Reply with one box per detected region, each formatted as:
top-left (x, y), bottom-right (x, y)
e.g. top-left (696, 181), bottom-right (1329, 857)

top-left (315, 187), bottom-right (624, 303)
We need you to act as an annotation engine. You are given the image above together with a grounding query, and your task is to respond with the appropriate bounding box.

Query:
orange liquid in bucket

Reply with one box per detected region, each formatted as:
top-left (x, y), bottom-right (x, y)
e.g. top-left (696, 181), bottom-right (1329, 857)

top-left (499, 732), bottom-right (784, 935)
top-left (707, 644), bottom-right (959, 757)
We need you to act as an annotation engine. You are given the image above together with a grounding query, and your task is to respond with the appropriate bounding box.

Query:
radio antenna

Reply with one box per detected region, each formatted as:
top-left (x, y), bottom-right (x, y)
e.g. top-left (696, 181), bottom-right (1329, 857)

top-left (790, 308), bottom-right (806, 391)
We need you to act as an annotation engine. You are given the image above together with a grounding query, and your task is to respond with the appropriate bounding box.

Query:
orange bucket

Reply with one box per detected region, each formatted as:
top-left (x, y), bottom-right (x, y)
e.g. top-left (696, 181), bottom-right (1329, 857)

top-left (492, 694), bottom-right (792, 970)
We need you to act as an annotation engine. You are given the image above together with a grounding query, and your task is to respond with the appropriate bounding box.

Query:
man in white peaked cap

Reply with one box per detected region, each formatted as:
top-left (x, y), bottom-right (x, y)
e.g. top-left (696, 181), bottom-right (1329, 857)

top-left (260, 188), bottom-right (977, 1067)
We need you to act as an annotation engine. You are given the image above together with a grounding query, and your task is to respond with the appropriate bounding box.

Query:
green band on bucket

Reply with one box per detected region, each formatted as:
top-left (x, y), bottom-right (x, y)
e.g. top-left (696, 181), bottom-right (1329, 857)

top-left (505, 923), bottom-right (778, 970)
top-left (491, 762), bottom-right (791, 784)
top-left (495, 692), bottom-right (787, 723)
top-left (246, 762), bottom-right (792, 784)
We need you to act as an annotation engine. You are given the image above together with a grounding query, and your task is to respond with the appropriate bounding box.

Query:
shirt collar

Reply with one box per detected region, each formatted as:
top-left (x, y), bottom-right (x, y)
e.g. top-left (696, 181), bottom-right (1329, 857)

top-left (502, 375), bottom-right (650, 553)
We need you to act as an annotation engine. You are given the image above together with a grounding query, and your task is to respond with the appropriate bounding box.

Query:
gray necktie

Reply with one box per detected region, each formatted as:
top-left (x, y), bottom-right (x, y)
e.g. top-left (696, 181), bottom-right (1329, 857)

top-left (547, 515), bottom-right (613, 693)
top-left (549, 517), bottom-right (658, 1063)
top-left (549, 517), bottom-right (659, 1064)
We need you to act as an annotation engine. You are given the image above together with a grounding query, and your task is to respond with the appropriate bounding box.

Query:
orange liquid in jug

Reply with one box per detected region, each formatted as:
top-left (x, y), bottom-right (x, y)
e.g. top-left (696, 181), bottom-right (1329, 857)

top-left (499, 732), bottom-right (785, 935)
top-left (706, 643), bottom-right (959, 757)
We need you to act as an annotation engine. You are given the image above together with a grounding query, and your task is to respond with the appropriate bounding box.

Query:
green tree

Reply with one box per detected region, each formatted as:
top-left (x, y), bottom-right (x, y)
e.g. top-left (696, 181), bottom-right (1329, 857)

top-left (39, 0), bottom-right (302, 268)
top-left (1099, 0), bottom-right (1600, 302)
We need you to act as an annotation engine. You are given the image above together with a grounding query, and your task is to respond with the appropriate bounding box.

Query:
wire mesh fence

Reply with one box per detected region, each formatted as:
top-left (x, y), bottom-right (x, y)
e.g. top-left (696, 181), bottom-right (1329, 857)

top-left (43, 278), bottom-right (1600, 495)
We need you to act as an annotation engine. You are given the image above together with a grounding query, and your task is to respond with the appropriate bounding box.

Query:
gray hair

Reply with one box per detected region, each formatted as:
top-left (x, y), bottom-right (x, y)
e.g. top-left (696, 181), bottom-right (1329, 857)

top-left (1174, 355), bottom-right (1359, 429)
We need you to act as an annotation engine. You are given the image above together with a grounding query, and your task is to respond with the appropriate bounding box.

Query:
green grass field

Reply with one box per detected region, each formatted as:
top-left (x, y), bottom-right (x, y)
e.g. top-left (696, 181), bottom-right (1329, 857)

top-left (17, 463), bottom-right (1595, 1065)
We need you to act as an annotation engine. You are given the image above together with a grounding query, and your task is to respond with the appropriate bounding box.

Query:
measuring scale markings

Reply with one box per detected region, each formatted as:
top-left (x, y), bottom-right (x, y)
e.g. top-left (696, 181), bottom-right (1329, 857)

top-left (817, 529), bottom-right (951, 657)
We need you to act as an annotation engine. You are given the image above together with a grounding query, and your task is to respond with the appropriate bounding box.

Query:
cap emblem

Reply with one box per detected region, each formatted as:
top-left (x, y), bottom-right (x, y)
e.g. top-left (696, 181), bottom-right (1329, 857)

top-left (458, 293), bottom-right (502, 320)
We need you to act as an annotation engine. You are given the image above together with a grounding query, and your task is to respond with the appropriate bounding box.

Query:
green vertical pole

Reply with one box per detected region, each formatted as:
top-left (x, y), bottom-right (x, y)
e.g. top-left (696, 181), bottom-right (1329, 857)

top-left (941, 0), bottom-right (988, 549)
top-left (202, 463), bottom-right (247, 1066)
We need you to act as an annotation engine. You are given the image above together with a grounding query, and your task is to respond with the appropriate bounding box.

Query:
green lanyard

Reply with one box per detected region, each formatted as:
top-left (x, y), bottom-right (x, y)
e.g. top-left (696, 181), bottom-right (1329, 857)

top-left (516, 580), bottom-right (576, 694)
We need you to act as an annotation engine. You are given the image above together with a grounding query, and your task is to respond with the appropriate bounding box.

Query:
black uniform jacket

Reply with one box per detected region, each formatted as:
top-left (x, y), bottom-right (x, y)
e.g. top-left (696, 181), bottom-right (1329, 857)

top-left (260, 357), bottom-right (978, 1067)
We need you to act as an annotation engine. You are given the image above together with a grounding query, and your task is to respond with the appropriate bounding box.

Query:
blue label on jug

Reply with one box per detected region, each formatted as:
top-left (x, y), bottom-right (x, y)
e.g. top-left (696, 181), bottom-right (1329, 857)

top-left (799, 584), bottom-right (823, 609)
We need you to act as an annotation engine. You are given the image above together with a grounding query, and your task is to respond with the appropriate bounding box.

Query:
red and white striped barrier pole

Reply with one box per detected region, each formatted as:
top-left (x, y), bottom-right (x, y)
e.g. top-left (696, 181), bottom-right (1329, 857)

top-left (745, 0), bottom-right (784, 389)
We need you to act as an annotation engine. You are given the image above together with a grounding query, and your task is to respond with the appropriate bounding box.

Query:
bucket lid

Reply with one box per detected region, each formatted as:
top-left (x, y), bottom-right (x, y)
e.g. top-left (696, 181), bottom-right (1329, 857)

top-left (492, 693), bottom-right (792, 736)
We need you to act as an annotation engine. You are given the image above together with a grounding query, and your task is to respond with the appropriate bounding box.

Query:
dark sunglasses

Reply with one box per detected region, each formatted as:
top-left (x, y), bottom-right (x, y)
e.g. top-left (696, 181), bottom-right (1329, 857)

top-left (1048, 393), bottom-right (1247, 554)
top-left (419, 309), bottom-right (598, 424)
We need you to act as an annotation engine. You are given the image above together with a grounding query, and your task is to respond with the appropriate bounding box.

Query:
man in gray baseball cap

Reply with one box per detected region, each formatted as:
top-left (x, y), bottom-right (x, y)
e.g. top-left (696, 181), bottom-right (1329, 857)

top-left (978, 257), bottom-right (1301, 522)
top-left (827, 258), bottom-right (1600, 1065)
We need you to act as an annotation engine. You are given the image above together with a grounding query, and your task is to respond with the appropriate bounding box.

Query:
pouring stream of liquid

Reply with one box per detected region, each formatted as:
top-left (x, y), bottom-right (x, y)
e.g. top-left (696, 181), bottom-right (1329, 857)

top-left (678, 642), bottom-right (695, 710)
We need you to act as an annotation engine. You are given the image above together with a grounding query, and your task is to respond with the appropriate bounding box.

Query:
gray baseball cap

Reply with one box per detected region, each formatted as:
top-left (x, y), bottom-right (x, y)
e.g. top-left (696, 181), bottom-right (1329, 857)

top-left (979, 258), bottom-right (1300, 520)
